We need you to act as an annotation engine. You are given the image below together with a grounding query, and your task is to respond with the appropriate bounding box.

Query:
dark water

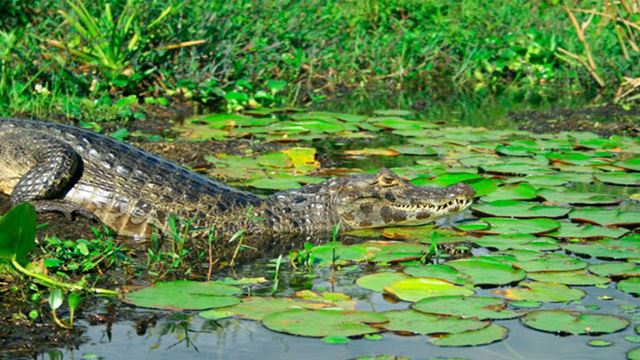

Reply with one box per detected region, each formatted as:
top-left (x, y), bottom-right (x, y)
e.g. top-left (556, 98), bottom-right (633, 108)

top-left (34, 94), bottom-right (640, 360)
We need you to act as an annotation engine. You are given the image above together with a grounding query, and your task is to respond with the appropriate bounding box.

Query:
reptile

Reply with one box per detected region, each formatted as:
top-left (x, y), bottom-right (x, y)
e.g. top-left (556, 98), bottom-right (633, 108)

top-left (0, 118), bottom-right (474, 240)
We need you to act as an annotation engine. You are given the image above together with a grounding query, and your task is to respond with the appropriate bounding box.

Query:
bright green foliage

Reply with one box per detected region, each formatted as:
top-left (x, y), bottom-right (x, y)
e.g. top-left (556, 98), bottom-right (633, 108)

top-left (123, 280), bottom-right (241, 310)
top-left (261, 308), bottom-right (387, 337)
top-left (380, 309), bottom-right (489, 335)
top-left (413, 295), bottom-right (520, 320)
top-left (0, 203), bottom-right (37, 266)
top-left (428, 323), bottom-right (508, 347)
top-left (384, 278), bottom-right (475, 302)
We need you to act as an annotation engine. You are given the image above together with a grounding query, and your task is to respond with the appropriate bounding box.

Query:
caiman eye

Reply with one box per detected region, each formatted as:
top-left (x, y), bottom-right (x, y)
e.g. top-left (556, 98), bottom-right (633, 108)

top-left (379, 176), bottom-right (398, 187)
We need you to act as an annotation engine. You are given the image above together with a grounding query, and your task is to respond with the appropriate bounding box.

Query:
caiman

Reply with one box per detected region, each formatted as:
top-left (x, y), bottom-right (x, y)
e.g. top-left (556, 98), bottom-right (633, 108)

top-left (0, 118), bottom-right (474, 240)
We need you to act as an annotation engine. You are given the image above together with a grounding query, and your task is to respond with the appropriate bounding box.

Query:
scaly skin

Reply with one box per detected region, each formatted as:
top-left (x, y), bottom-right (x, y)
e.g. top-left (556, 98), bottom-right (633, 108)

top-left (0, 118), bottom-right (474, 240)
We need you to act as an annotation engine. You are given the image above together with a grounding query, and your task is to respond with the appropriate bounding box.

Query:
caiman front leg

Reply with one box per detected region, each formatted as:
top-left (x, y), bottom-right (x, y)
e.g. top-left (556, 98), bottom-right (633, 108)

top-left (0, 129), bottom-right (96, 221)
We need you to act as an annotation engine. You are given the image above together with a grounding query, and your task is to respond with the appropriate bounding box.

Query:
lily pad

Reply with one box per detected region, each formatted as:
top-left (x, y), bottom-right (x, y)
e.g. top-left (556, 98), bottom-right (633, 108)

top-left (479, 183), bottom-right (537, 202)
top-left (428, 323), bottom-right (508, 347)
top-left (472, 200), bottom-right (570, 218)
top-left (481, 163), bottom-right (547, 176)
top-left (470, 234), bottom-right (559, 251)
top-left (261, 308), bottom-right (387, 337)
top-left (595, 172), bottom-right (640, 186)
top-left (446, 258), bottom-right (526, 286)
top-left (570, 208), bottom-right (640, 227)
top-left (402, 264), bottom-right (471, 286)
top-left (513, 252), bottom-right (588, 272)
top-left (495, 281), bottom-right (586, 303)
top-left (548, 223), bottom-right (629, 239)
top-left (379, 310), bottom-right (489, 335)
top-left (563, 237), bottom-right (640, 260)
top-left (527, 270), bottom-right (610, 286)
top-left (460, 218), bottom-right (560, 235)
top-left (538, 189), bottom-right (623, 205)
top-left (615, 157), bottom-right (640, 171)
top-left (629, 348), bottom-right (640, 360)
top-left (413, 295), bottom-right (520, 320)
top-left (207, 297), bottom-right (329, 320)
top-left (384, 278), bottom-right (474, 302)
top-left (123, 281), bottom-right (241, 310)
top-left (521, 309), bottom-right (629, 335)
top-left (356, 272), bottom-right (410, 293)
top-left (618, 277), bottom-right (640, 296)
top-left (589, 262), bottom-right (640, 277)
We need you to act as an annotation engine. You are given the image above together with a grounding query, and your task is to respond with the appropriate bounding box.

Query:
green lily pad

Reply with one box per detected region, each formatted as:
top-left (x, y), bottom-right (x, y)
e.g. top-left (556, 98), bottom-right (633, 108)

top-left (479, 183), bottom-right (537, 202)
top-left (402, 264), bottom-right (471, 286)
top-left (563, 236), bottom-right (640, 259)
top-left (615, 157), bottom-right (640, 171)
top-left (589, 262), bottom-right (640, 277)
top-left (460, 218), bottom-right (560, 235)
top-left (513, 253), bottom-right (588, 272)
top-left (508, 173), bottom-right (593, 186)
top-left (527, 270), bottom-right (610, 286)
top-left (0, 203), bottom-right (37, 266)
top-left (472, 200), bottom-right (570, 218)
top-left (495, 281), bottom-right (586, 303)
top-left (587, 339), bottom-right (613, 347)
top-left (413, 295), bottom-right (520, 320)
top-left (546, 152), bottom-right (610, 166)
top-left (123, 281), bottom-right (241, 310)
top-left (481, 163), bottom-right (547, 176)
top-left (261, 308), bottom-right (387, 337)
top-left (549, 223), bottom-right (629, 239)
top-left (629, 348), bottom-right (640, 360)
top-left (428, 323), bottom-right (508, 347)
top-left (379, 310), bottom-right (489, 335)
top-left (618, 277), bottom-right (640, 296)
top-left (595, 172), bottom-right (640, 186)
top-left (356, 272), bottom-right (410, 293)
top-left (538, 189), bottom-right (623, 205)
top-left (215, 297), bottom-right (328, 320)
top-left (390, 145), bottom-right (437, 156)
top-left (470, 234), bottom-right (559, 251)
top-left (384, 278), bottom-right (475, 302)
top-left (310, 243), bottom-right (370, 265)
top-left (521, 309), bottom-right (629, 335)
top-left (570, 208), bottom-right (640, 227)
top-left (446, 258), bottom-right (526, 286)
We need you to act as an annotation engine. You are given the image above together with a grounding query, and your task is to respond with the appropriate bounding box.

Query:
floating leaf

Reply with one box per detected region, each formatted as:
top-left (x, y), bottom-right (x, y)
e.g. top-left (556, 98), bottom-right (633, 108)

top-left (472, 200), bottom-right (570, 218)
top-left (589, 262), bottom-right (640, 277)
top-left (527, 270), bottom-right (610, 286)
top-left (460, 218), bottom-right (560, 235)
top-left (447, 258), bottom-right (526, 286)
top-left (402, 264), bottom-right (471, 285)
top-left (470, 234), bottom-right (559, 251)
top-left (495, 281), bottom-right (585, 303)
top-left (538, 189), bottom-right (623, 205)
top-left (481, 163), bottom-right (547, 176)
top-left (508, 173), bottom-right (593, 186)
top-left (123, 281), bottom-right (240, 310)
top-left (563, 236), bottom-right (640, 259)
top-left (389, 145), bottom-right (437, 156)
top-left (384, 278), bottom-right (474, 302)
top-left (549, 223), bottom-right (629, 239)
top-left (356, 272), bottom-right (410, 293)
top-left (615, 157), bottom-right (640, 171)
top-left (480, 183), bottom-right (538, 202)
top-left (618, 277), bottom-right (640, 296)
top-left (521, 309), bottom-right (629, 335)
top-left (570, 208), bottom-right (640, 227)
top-left (595, 172), bottom-right (640, 186)
top-left (218, 297), bottom-right (328, 320)
top-left (413, 295), bottom-right (520, 320)
top-left (379, 310), bottom-right (489, 335)
top-left (428, 323), bottom-right (508, 347)
top-left (514, 253), bottom-right (588, 272)
top-left (261, 308), bottom-right (387, 337)
top-left (343, 148), bottom-right (400, 156)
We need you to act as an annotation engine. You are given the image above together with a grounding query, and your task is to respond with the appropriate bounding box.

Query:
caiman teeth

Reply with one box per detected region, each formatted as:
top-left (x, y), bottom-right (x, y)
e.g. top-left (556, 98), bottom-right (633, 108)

top-left (393, 198), bottom-right (471, 212)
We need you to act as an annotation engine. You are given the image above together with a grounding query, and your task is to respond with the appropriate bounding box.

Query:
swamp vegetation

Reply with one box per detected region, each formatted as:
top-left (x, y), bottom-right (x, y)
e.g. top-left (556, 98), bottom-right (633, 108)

top-left (0, 0), bottom-right (640, 359)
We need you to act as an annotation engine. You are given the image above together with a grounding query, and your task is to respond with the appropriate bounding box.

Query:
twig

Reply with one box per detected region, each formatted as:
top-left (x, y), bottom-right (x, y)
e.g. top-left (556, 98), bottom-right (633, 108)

top-left (556, 47), bottom-right (606, 87)
top-left (564, 6), bottom-right (600, 77)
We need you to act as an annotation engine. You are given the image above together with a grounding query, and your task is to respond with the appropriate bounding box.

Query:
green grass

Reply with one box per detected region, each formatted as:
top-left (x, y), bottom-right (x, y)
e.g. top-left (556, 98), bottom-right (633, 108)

top-left (0, 0), bottom-right (639, 122)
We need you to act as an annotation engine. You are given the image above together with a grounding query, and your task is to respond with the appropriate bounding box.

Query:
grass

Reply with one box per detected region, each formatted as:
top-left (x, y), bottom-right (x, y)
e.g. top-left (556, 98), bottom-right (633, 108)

top-left (0, 0), bottom-right (639, 122)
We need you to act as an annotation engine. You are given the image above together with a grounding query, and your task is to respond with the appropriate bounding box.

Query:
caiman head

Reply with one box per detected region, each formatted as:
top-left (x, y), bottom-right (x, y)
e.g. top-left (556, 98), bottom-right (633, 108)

top-left (334, 168), bottom-right (475, 230)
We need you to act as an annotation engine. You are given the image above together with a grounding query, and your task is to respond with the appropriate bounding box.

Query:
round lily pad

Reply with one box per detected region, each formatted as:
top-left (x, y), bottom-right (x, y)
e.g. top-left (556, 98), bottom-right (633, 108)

top-left (629, 347), bottom-right (640, 360)
top-left (472, 200), bottom-right (570, 218)
top-left (261, 308), bottom-right (387, 337)
top-left (595, 172), bottom-right (640, 186)
top-left (446, 258), bottom-right (526, 286)
top-left (479, 183), bottom-right (537, 202)
top-left (589, 262), bottom-right (640, 277)
top-left (481, 163), bottom-right (547, 176)
top-left (537, 189), bottom-right (623, 205)
top-left (549, 223), bottom-right (630, 239)
top-left (402, 264), bottom-right (471, 286)
top-left (122, 280), bottom-right (241, 310)
top-left (428, 323), bottom-right (508, 347)
top-left (521, 309), bottom-right (629, 335)
top-left (216, 297), bottom-right (327, 321)
top-left (570, 208), bottom-right (640, 227)
top-left (384, 278), bottom-right (474, 302)
top-left (513, 253), bottom-right (588, 272)
top-left (379, 310), bottom-right (489, 335)
top-left (615, 157), bottom-right (640, 171)
top-left (472, 218), bottom-right (561, 235)
top-left (618, 277), bottom-right (640, 296)
top-left (470, 234), bottom-right (559, 251)
top-left (527, 270), bottom-right (610, 286)
top-left (587, 339), bottom-right (613, 347)
top-left (356, 272), bottom-right (410, 293)
top-left (495, 281), bottom-right (586, 303)
top-left (413, 295), bottom-right (520, 320)
top-left (563, 237), bottom-right (640, 260)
